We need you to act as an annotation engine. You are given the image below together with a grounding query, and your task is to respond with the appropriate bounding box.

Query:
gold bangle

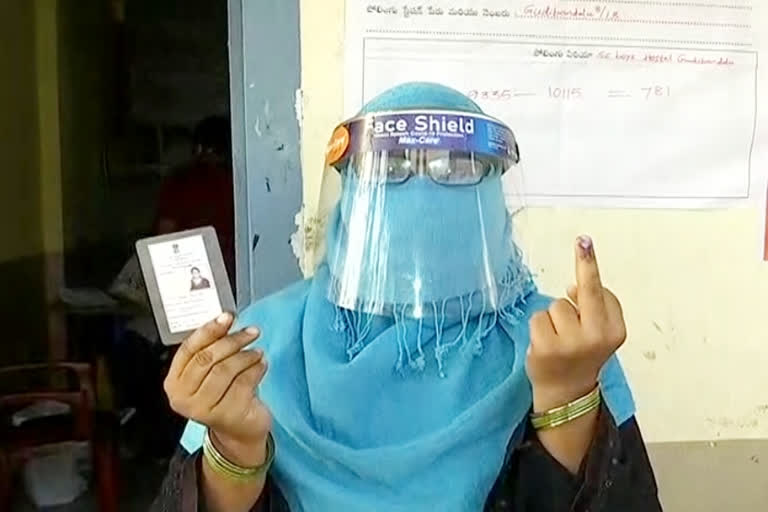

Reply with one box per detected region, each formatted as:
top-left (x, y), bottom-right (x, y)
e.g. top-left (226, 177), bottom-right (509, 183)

top-left (530, 386), bottom-right (601, 431)
top-left (203, 430), bottom-right (274, 481)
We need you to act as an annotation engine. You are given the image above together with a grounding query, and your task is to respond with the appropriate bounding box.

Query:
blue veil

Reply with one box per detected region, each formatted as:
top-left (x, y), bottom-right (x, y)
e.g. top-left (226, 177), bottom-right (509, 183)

top-left (180, 83), bottom-right (635, 512)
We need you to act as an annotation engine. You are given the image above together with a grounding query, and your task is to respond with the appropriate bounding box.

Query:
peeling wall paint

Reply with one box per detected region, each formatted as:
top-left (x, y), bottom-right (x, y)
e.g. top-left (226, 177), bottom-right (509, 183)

top-left (230, 0), bottom-right (302, 301)
top-left (295, 88), bottom-right (304, 129)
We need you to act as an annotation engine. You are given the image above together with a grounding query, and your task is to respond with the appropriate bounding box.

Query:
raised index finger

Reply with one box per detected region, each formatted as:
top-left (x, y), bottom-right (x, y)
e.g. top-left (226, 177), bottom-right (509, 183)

top-left (168, 312), bottom-right (234, 380)
top-left (575, 236), bottom-right (607, 325)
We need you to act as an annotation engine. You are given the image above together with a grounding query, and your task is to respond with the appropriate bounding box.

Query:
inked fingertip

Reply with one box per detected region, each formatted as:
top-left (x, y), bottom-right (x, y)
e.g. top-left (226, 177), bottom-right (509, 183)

top-left (576, 235), bottom-right (594, 260)
top-left (577, 235), bottom-right (593, 250)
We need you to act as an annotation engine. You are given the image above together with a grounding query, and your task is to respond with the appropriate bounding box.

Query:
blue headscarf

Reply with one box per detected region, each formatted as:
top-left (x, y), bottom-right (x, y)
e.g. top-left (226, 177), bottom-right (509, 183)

top-left (180, 83), bottom-right (635, 512)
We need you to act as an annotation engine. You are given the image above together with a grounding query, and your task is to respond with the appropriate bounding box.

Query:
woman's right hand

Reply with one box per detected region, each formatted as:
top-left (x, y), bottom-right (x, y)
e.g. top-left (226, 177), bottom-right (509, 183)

top-left (164, 312), bottom-right (272, 467)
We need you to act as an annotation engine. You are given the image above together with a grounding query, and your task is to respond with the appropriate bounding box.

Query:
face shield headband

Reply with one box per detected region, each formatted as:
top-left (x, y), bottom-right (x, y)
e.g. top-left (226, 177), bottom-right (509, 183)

top-left (325, 110), bottom-right (520, 186)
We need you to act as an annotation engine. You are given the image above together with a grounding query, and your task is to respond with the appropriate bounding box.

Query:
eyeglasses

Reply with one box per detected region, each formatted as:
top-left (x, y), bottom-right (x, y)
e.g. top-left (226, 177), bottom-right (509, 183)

top-left (342, 149), bottom-right (514, 186)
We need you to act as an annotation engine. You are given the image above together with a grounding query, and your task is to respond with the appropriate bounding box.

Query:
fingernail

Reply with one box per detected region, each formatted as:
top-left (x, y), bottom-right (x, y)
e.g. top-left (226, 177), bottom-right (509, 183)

top-left (245, 326), bottom-right (260, 336)
top-left (577, 235), bottom-right (594, 259)
top-left (216, 312), bottom-right (232, 325)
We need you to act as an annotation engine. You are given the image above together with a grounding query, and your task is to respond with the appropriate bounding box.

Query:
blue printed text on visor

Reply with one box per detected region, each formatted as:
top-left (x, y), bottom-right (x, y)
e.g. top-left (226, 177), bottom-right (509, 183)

top-left (327, 110), bottom-right (520, 185)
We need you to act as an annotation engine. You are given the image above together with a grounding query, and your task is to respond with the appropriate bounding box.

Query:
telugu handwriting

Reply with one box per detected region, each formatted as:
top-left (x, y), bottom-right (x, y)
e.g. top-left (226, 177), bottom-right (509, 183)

top-left (532, 47), bottom-right (736, 67)
top-left (365, 3), bottom-right (621, 19)
top-left (517, 4), bottom-right (620, 20)
top-left (467, 85), bottom-right (673, 102)
top-left (464, 44), bottom-right (739, 101)
top-left (364, 2), bottom-right (750, 29)
top-left (367, 5), bottom-right (398, 15)
top-left (366, 5), bottom-right (489, 17)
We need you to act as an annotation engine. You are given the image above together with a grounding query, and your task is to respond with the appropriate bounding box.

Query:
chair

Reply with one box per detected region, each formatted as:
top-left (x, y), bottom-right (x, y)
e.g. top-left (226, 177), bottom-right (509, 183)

top-left (0, 363), bottom-right (119, 511)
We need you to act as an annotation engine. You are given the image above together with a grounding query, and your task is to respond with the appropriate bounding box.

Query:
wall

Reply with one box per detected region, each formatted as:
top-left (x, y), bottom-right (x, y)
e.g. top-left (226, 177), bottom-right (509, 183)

top-left (0, 1), bottom-right (42, 264)
top-left (298, 1), bottom-right (768, 509)
top-left (0, 0), bottom-right (111, 363)
top-left (36, 0), bottom-right (63, 259)
top-left (57, 0), bottom-right (114, 278)
top-left (55, 0), bottom-right (151, 287)
top-left (128, 0), bottom-right (230, 125)
top-left (0, 0), bottom-right (48, 363)
top-left (229, 0), bottom-right (303, 303)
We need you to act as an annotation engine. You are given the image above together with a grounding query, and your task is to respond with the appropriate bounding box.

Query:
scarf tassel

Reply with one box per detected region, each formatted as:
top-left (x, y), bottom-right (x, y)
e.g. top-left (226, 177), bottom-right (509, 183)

top-left (331, 253), bottom-right (533, 377)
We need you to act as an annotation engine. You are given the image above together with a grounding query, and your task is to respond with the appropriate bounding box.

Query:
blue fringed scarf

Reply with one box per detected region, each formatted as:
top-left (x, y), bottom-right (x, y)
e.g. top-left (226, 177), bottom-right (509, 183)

top-left (180, 266), bottom-right (635, 512)
top-left (180, 81), bottom-right (636, 511)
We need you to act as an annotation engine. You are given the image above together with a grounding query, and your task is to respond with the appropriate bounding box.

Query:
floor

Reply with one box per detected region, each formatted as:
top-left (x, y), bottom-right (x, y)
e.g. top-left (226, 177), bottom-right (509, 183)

top-left (11, 456), bottom-right (167, 511)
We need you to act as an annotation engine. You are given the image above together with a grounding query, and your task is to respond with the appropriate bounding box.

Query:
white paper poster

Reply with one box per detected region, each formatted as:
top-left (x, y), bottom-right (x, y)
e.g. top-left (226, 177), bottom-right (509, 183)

top-left (344, 1), bottom-right (766, 208)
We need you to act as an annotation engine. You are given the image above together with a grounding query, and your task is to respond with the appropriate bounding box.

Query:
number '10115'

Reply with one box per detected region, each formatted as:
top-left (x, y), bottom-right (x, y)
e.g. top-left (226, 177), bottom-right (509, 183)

top-left (548, 87), bottom-right (582, 99)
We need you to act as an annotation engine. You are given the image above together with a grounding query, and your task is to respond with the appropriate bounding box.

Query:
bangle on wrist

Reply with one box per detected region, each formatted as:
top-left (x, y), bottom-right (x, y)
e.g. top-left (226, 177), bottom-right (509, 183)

top-left (203, 430), bottom-right (274, 481)
top-left (530, 385), bottom-right (601, 431)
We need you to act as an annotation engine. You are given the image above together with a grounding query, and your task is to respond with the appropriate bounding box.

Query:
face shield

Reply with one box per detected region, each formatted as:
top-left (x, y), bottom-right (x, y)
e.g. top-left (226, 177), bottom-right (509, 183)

top-left (319, 109), bottom-right (526, 319)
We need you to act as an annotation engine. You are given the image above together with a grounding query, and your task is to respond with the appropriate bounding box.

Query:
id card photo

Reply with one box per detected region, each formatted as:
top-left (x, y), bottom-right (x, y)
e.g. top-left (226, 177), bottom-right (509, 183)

top-left (136, 227), bottom-right (236, 345)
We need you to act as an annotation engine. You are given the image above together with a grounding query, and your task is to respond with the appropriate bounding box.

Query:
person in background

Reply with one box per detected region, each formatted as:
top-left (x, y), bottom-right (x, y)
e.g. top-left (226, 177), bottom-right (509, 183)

top-left (152, 83), bottom-right (661, 511)
top-left (108, 116), bottom-right (235, 459)
top-left (155, 115), bottom-right (236, 289)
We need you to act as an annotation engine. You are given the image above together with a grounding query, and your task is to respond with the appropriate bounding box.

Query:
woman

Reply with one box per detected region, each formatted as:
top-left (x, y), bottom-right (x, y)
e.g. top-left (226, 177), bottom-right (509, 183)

top-left (155, 116), bottom-right (236, 288)
top-left (190, 267), bottom-right (212, 291)
top-left (152, 83), bottom-right (661, 511)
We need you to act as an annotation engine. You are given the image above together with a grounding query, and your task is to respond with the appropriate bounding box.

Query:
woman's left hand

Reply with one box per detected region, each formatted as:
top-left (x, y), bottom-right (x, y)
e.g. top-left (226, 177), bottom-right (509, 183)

top-left (526, 236), bottom-right (627, 411)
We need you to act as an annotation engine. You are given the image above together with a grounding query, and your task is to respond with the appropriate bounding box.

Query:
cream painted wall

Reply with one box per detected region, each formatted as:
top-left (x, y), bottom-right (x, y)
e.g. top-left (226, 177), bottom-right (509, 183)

top-left (0, 0), bottom-right (65, 261)
top-left (298, 1), bottom-right (345, 218)
top-left (0, 0), bottom-right (42, 263)
top-left (299, 0), bottom-right (768, 444)
top-left (35, 0), bottom-right (64, 256)
top-left (0, 0), bottom-right (58, 363)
